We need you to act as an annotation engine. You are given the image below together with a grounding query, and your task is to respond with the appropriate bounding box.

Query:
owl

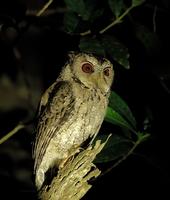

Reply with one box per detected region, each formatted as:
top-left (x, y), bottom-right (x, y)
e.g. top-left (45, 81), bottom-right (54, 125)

top-left (33, 52), bottom-right (114, 190)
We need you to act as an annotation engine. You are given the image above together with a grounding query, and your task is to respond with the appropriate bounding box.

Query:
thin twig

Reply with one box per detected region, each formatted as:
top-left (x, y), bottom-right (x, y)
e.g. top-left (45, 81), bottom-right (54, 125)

top-left (153, 5), bottom-right (157, 33)
top-left (0, 124), bottom-right (25, 145)
top-left (99, 136), bottom-right (145, 178)
top-left (99, 133), bottom-right (150, 177)
top-left (103, 142), bottom-right (137, 175)
top-left (80, 30), bottom-right (91, 36)
top-left (26, 7), bottom-right (67, 16)
top-left (80, 5), bottom-right (134, 36)
top-left (99, 6), bottom-right (133, 34)
top-left (159, 77), bottom-right (170, 94)
top-left (36, 0), bottom-right (54, 17)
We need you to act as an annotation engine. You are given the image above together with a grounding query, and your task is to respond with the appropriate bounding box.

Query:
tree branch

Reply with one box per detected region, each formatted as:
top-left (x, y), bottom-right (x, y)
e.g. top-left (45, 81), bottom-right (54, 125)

top-left (39, 135), bottom-right (111, 200)
top-left (99, 132), bottom-right (150, 177)
top-left (99, 6), bottom-right (133, 34)
top-left (36, 0), bottom-right (54, 17)
top-left (0, 124), bottom-right (25, 145)
top-left (80, 6), bottom-right (134, 36)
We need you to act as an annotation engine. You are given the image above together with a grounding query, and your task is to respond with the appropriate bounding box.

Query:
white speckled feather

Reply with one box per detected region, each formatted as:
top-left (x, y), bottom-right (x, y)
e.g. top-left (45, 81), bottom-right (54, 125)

top-left (33, 52), bottom-right (114, 189)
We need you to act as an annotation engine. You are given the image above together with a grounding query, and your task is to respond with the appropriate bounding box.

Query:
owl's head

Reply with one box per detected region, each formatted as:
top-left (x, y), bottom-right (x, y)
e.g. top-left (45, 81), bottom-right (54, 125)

top-left (63, 52), bottom-right (114, 94)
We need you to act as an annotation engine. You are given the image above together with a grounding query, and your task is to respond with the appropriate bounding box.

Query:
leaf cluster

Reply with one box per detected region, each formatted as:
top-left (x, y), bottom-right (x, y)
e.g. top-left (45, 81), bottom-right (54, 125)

top-left (63, 0), bottom-right (153, 165)
top-left (64, 0), bottom-right (146, 69)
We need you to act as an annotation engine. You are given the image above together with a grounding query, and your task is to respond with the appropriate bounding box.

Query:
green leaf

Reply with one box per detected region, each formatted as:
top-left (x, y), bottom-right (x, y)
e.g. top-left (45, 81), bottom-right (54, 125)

top-left (63, 12), bottom-right (80, 33)
top-left (137, 132), bottom-right (150, 143)
top-left (81, 0), bottom-right (97, 21)
top-left (79, 36), bottom-right (105, 56)
top-left (134, 23), bottom-right (161, 56)
top-left (64, 0), bottom-right (101, 21)
top-left (108, 0), bottom-right (124, 18)
top-left (109, 91), bottom-right (137, 129)
top-left (132, 0), bottom-right (145, 7)
top-left (101, 34), bottom-right (130, 69)
top-left (64, 0), bottom-right (86, 16)
top-left (105, 107), bottom-right (135, 132)
top-left (94, 134), bottom-right (133, 163)
top-left (89, 7), bottom-right (104, 22)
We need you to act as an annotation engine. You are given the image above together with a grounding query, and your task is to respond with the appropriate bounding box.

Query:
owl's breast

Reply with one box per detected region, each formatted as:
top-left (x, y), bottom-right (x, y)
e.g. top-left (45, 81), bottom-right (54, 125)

top-left (43, 83), bottom-right (108, 164)
top-left (64, 84), bottom-right (108, 145)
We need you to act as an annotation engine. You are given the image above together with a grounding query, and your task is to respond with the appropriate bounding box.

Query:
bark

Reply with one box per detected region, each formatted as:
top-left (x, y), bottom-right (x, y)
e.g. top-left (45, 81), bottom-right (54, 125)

top-left (39, 136), bottom-right (110, 200)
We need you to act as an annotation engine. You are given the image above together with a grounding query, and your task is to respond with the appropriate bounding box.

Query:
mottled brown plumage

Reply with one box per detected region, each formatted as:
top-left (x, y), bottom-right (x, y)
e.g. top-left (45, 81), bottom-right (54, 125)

top-left (33, 52), bottom-right (114, 189)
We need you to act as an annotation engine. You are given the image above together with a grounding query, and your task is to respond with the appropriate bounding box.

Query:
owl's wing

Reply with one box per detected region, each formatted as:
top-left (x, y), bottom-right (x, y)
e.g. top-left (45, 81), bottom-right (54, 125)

top-left (33, 81), bottom-right (75, 172)
top-left (37, 81), bottom-right (58, 115)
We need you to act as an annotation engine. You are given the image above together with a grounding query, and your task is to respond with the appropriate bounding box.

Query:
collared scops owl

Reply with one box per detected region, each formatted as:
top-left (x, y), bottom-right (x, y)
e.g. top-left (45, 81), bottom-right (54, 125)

top-left (33, 52), bottom-right (114, 190)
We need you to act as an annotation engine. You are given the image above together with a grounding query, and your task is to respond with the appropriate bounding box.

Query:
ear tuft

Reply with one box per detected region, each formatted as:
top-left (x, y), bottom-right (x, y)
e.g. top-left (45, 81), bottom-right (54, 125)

top-left (68, 51), bottom-right (76, 61)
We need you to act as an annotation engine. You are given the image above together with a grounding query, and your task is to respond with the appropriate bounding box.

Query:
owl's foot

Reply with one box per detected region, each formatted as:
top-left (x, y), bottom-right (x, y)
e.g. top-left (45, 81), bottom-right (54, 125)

top-left (59, 146), bottom-right (82, 169)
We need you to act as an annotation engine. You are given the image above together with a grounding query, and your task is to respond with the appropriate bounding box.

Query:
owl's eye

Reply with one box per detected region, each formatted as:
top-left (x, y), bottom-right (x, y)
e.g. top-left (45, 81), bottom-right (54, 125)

top-left (103, 67), bottom-right (110, 76)
top-left (82, 62), bottom-right (94, 73)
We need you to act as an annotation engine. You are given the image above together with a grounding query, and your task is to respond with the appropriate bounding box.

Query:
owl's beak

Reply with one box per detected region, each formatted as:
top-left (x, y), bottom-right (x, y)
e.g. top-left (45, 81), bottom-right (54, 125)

top-left (94, 71), bottom-right (108, 94)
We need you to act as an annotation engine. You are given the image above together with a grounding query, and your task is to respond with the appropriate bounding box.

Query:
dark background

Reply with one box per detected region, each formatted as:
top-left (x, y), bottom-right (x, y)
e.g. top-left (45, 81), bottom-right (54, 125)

top-left (0, 0), bottom-right (170, 199)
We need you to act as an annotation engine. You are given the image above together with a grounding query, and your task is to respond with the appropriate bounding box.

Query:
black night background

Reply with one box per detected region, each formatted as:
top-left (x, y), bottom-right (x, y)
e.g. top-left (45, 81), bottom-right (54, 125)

top-left (0, 0), bottom-right (170, 199)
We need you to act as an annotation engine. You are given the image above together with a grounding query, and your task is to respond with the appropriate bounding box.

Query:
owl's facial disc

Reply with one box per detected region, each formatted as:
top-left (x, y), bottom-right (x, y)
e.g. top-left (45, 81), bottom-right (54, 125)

top-left (71, 53), bottom-right (114, 94)
top-left (95, 67), bottom-right (113, 94)
top-left (80, 62), bottom-right (113, 94)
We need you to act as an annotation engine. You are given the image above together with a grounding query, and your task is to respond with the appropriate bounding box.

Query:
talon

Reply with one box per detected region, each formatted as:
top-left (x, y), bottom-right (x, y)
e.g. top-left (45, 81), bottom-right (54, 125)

top-left (59, 147), bottom-right (82, 169)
